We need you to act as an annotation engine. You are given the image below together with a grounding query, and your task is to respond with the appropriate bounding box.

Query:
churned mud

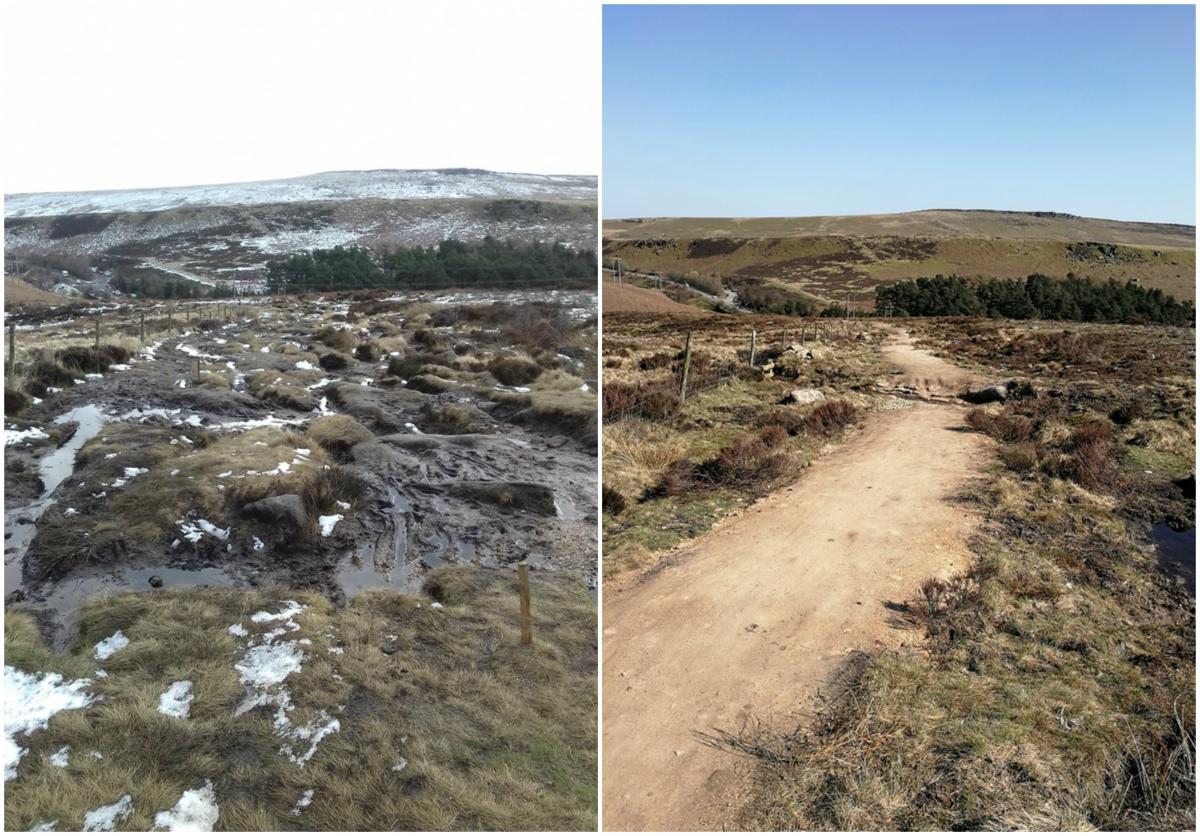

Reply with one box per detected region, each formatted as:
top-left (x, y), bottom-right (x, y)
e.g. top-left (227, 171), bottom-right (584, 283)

top-left (4, 291), bottom-right (597, 648)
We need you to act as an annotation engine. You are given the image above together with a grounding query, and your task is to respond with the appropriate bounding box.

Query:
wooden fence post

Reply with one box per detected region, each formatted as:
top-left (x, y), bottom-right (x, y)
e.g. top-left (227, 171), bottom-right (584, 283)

top-left (168, 308), bottom-right (174, 331)
top-left (679, 331), bottom-right (693, 402)
top-left (94, 315), bottom-right (101, 368)
top-left (517, 560), bottom-right (532, 645)
top-left (139, 310), bottom-right (145, 342)
top-left (7, 323), bottom-right (14, 376)
top-left (194, 357), bottom-right (201, 383)
top-left (749, 329), bottom-right (757, 367)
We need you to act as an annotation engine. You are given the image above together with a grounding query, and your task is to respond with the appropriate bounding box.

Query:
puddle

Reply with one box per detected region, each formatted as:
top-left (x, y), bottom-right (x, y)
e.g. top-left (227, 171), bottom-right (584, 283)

top-left (336, 545), bottom-right (411, 599)
top-left (26, 564), bottom-right (237, 651)
top-left (5, 404), bottom-right (109, 592)
top-left (418, 531), bottom-right (450, 568)
top-left (334, 488), bottom-right (411, 598)
top-left (1153, 522), bottom-right (1195, 597)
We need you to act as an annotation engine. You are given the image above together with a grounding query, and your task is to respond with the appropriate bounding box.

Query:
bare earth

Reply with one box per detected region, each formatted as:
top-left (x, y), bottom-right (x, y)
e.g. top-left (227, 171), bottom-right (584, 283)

top-left (602, 332), bottom-right (990, 831)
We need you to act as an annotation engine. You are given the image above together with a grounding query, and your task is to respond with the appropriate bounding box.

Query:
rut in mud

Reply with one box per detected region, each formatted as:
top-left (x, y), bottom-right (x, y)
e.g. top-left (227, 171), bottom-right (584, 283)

top-left (601, 331), bottom-right (989, 831)
top-left (4, 292), bottom-right (597, 647)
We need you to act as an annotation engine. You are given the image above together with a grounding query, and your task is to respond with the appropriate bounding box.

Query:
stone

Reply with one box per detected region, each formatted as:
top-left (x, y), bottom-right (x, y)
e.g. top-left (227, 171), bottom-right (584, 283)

top-left (959, 381), bottom-right (1015, 405)
top-left (241, 493), bottom-right (308, 532)
top-left (148, 575), bottom-right (163, 588)
top-left (785, 388), bottom-right (825, 406)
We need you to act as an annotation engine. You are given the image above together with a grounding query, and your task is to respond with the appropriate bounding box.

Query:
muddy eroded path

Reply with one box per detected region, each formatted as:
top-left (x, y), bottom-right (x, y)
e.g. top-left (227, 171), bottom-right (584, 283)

top-left (602, 330), bottom-right (989, 831)
top-left (4, 294), bottom-right (597, 648)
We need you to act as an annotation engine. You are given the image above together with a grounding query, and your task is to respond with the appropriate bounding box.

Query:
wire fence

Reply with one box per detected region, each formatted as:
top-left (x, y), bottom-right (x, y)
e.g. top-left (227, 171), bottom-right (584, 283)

top-left (602, 321), bottom-right (865, 424)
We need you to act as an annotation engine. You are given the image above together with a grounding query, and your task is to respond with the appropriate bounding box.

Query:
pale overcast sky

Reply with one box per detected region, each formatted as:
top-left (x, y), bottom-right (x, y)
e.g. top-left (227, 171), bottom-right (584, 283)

top-left (3, 0), bottom-right (599, 195)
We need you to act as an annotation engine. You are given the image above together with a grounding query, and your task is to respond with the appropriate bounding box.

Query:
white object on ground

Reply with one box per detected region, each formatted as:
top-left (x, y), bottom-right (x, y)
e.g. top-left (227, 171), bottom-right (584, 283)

top-left (152, 780), bottom-right (219, 832)
top-left (94, 631), bottom-right (129, 660)
top-left (157, 681), bottom-right (194, 719)
top-left (317, 515), bottom-right (342, 537)
top-left (290, 789), bottom-right (314, 816)
top-left (82, 795), bottom-right (133, 831)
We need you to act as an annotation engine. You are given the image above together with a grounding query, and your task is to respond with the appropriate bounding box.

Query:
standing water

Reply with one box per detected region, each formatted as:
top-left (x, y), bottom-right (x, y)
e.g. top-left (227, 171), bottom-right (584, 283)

top-left (1152, 522), bottom-right (1195, 597)
top-left (5, 404), bottom-right (109, 593)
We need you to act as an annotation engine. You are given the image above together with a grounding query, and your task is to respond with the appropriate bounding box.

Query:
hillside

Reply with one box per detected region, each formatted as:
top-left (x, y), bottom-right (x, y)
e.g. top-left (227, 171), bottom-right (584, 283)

top-left (602, 280), bottom-right (702, 314)
top-left (6, 169), bottom-right (596, 217)
top-left (603, 210), bottom-right (1196, 306)
top-left (5, 170), bottom-right (597, 295)
top-left (3, 276), bottom-right (74, 308)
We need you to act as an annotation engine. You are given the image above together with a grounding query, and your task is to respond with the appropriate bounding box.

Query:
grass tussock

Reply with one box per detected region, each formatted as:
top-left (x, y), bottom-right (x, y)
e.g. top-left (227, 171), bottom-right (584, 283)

top-left (247, 371), bottom-right (317, 412)
top-left (28, 426), bottom-right (341, 578)
top-left (315, 326), bottom-right (357, 353)
top-left (306, 414), bottom-right (374, 461)
top-left (420, 403), bottom-right (490, 435)
top-left (489, 356), bottom-right (543, 387)
top-left (4, 567), bottom-right (597, 831)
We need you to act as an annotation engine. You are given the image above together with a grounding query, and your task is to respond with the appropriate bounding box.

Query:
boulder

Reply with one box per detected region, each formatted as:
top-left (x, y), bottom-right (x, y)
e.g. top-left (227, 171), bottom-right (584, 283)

top-left (241, 493), bottom-right (307, 532)
top-left (784, 388), bottom-right (825, 406)
top-left (959, 380), bottom-right (1016, 405)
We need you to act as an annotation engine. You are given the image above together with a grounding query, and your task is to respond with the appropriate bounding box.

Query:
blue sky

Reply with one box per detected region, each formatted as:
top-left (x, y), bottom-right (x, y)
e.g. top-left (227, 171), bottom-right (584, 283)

top-left (603, 4), bottom-right (1196, 224)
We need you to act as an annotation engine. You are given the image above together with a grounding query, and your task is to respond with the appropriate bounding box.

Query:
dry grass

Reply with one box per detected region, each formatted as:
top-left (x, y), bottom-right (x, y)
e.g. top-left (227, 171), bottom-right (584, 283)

top-left (306, 415), bottom-right (374, 461)
top-left (30, 426), bottom-right (336, 578)
top-left (247, 372), bottom-right (318, 412)
top-left (489, 356), bottom-right (543, 387)
top-left (726, 322), bottom-right (1195, 831)
top-left (726, 470), bottom-right (1195, 831)
top-left (4, 567), bottom-right (597, 831)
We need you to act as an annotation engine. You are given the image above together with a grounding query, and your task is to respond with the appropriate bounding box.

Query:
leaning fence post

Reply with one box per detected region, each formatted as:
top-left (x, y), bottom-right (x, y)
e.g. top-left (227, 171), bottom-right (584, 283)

top-left (749, 329), bottom-right (757, 367)
top-left (679, 330), bottom-right (693, 402)
top-left (517, 560), bottom-right (532, 645)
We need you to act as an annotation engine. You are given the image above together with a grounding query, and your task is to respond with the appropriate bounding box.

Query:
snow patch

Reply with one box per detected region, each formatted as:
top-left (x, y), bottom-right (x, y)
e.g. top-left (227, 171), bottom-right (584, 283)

top-left (153, 780), bottom-right (219, 832)
top-left (318, 515), bottom-right (342, 537)
top-left (83, 795), bottom-right (133, 832)
top-left (157, 681), bottom-right (194, 719)
top-left (94, 631), bottom-right (129, 660)
top-left (290, 789), bottom-right (314, 816)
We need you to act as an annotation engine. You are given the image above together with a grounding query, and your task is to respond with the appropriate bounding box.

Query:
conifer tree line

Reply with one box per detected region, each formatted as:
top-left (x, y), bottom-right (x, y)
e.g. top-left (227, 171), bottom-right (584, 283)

top-left (875, 273), bottom-right (1193, 325)
top-left (266, 238), bottom-right (595, 293)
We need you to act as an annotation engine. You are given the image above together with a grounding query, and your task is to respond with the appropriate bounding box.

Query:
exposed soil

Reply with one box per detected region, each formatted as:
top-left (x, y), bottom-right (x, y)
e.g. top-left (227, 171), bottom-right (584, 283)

top-left (601, 332), bottom-right (989, 830)
top-left (5, 292), bottom-right (597, 649)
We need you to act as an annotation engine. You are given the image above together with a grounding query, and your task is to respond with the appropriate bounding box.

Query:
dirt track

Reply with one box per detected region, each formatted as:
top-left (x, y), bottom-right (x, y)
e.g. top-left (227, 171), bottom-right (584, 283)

top-left (601, 331), bottom-right (990, 831)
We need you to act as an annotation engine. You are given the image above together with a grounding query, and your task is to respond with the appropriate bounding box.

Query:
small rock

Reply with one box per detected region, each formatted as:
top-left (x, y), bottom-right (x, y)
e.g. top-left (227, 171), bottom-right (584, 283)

top-left (784, 388), bottom-right (825, 406)
top-left (148, 575), bottom-right (164, 588)
top-left (959, 380), bottom-right (1016, 405)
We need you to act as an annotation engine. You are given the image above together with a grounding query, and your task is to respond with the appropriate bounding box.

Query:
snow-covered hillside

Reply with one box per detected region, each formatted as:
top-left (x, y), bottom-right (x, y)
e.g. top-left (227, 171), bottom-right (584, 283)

top-left (5, 169), bottom-right (596, 218)
top-left (5, 170), bottom-right (596, 295)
